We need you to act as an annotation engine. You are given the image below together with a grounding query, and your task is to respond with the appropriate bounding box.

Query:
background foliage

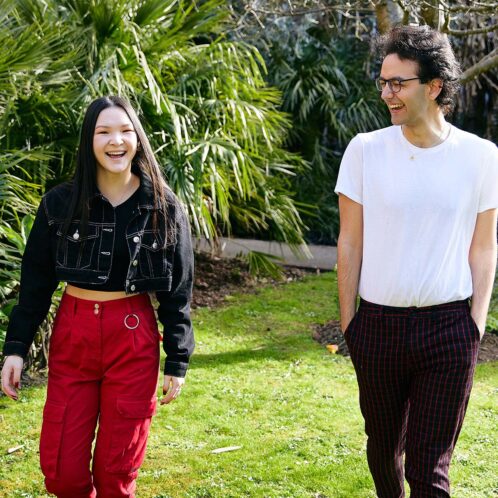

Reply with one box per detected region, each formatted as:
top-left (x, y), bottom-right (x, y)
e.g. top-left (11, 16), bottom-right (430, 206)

top-left (232, 0), bottom-right (497, 242)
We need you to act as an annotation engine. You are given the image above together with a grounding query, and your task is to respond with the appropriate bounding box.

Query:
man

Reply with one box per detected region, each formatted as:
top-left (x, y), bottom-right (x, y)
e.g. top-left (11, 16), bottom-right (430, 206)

top-left (335, 25), bottom-right (497, 497)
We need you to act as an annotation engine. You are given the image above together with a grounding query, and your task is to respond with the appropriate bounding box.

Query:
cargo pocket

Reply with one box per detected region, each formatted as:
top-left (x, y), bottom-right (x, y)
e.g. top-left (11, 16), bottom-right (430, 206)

top-left (40, 401), bottom-right (67, 480)
top-left (105, 398), bottom-right (157, 474)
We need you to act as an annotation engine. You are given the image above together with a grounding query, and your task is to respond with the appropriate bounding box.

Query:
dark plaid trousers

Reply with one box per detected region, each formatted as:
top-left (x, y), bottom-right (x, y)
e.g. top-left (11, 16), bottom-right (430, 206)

top-left (345, 298), bottom-right (480, 498)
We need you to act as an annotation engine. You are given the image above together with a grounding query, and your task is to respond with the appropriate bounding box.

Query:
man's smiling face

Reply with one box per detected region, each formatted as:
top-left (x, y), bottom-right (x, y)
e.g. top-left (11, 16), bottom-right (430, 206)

top-left (379, 53), bottom-right (433, 128)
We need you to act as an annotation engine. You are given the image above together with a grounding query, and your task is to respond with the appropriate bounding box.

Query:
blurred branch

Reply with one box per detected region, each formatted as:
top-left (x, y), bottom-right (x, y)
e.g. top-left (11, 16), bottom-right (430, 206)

top-left (481, 72), bottom-right (498, 92)
top-left (460, 48), bottom-right (498, 83)
top-left (443, 1), bottom-right (498, 14)
top-left (244, 0), bottom-right (498, 21)
top-left (392, 0), bottom-right (414, 21)
top-left (244, 0), bottom-right (374, 18)
top-left (445, 23), bottom-right (498, 37)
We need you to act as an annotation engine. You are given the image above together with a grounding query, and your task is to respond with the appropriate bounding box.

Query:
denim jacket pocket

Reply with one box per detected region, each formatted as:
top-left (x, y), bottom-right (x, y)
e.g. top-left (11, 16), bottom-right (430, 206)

top-left (138, 231), bottom-right (165, 278)
top-left (56, 222), bottom-right (99, 269)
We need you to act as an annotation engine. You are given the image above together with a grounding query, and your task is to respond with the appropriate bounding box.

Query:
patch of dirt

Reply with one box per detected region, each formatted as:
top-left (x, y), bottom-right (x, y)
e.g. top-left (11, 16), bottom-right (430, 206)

top-left (312, 320), bottom-right (498, 363)
top-left (312, 321), bottom-right (350, 357)
top-left (477, 332), bottom-right (498, 363)
top-left (192, 251), bottom-right (316, 309)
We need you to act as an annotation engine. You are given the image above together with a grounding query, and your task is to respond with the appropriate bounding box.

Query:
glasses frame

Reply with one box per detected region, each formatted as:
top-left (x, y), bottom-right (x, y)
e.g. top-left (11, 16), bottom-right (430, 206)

top-left (375, 77), bottom-right (421, 93)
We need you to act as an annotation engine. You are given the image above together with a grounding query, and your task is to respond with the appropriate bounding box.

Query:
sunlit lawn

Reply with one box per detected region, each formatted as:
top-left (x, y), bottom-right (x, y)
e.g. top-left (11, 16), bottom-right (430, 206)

top-left (1, 272), bottom-right (497, 497)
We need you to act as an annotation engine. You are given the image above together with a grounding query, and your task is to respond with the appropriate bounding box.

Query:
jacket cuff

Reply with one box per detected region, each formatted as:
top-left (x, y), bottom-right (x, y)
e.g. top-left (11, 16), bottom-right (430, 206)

top-left (164, 360), bottom-right (189, 378)
top-left (2, 341), bottom-right (29, 359)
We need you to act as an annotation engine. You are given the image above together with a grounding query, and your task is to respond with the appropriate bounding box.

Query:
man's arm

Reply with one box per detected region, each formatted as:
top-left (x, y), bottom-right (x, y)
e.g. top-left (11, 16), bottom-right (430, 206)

top-left (337, 194), bottom-right (363, 332)
top-left (469, 208), bottom-right (498, 337)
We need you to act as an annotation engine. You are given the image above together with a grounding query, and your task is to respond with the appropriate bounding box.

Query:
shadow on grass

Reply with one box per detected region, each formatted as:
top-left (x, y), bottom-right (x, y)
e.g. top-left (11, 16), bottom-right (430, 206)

top-left (185, 332), bottom-right (339, 370)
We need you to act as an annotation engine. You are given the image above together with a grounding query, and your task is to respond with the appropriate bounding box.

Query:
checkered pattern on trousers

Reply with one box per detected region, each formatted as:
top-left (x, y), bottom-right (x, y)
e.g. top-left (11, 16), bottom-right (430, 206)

top-left (345, 298), bottom-right (480, 498)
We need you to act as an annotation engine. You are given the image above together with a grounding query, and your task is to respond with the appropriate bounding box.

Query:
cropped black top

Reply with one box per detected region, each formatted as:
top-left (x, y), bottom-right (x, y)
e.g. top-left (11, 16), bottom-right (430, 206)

top-left (70, 189), bottom-right (139, 291)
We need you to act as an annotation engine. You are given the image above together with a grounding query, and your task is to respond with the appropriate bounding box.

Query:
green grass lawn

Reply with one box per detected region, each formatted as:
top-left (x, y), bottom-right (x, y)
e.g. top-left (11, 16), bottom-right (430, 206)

top-left (1, 272), bottom-right (497, 497)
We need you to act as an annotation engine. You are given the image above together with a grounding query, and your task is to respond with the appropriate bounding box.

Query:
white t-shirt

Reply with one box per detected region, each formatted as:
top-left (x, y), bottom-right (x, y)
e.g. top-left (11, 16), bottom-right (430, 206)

top-left (335, 124), bottom-right (498, 307)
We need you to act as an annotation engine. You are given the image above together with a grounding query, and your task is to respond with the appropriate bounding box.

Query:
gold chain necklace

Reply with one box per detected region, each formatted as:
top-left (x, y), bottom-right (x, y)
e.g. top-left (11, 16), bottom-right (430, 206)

top-left (402, 124), bottom-right (451, 161)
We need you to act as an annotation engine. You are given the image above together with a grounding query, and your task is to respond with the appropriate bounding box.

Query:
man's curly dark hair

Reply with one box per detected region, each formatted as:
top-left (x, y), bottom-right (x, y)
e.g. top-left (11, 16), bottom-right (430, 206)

top-left (376, 25), bottom-right (461, 115)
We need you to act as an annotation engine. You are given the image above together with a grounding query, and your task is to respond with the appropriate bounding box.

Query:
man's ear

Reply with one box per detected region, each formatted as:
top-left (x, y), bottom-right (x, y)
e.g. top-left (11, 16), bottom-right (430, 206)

top-left (428, 78), bottom-right (443, 101)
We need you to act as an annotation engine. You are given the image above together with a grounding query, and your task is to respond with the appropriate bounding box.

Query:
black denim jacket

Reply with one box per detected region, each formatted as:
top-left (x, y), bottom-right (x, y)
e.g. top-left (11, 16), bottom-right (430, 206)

top-left (3, 171), bottom-right (194, 377)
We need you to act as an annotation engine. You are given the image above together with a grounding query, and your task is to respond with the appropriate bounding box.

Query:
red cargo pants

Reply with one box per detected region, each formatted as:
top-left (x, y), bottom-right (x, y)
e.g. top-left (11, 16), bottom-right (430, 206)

top-left (40, 292), bottom-right (160, 498)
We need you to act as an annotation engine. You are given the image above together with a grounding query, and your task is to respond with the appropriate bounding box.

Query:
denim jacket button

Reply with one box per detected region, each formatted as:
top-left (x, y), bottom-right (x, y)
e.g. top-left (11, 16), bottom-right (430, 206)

top-left (132, 259), bottom-right (138, 267)
top-left (130, 284), bottom-right (136, 292)
top-left (73, 231), bottom-right (80, 240)
top-left (133, 236), bottom-right (140, 243)
top-left (152, 241), bottom-right (158, 249)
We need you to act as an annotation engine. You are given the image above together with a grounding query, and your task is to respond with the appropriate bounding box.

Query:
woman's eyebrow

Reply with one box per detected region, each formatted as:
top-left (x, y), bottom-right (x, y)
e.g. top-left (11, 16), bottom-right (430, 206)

top-left (95, 123), bottom-right (134, 129)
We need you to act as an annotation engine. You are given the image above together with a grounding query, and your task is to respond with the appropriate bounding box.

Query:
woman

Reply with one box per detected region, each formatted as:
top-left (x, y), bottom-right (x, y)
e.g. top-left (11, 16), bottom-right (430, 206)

top-left (1, 96), bottom-right (194, 497)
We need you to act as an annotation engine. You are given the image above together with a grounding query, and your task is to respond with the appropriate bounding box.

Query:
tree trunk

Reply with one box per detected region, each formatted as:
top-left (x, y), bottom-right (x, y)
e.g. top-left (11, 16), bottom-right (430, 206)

top-left (375, 0), bottom-right (404, 34)
top-left (375, 1), bottom-right (391, 34)
top-left (420, 0), bottom-right (444, 30)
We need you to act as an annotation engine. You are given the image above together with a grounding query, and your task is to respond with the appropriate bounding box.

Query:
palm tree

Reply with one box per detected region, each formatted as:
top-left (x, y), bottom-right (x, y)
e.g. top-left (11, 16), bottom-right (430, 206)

top-left (245, 15), bottom-right (388, 243)
top-left (5, 0), bottom-right (308, 243)
top-left (0, 0), bottom-right (309, 367)
top-left (0, 0), bottom-right (74, 367)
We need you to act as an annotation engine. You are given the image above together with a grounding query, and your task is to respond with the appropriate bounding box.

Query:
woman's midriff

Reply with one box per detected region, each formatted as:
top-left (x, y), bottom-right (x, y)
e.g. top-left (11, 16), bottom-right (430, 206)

top-left (65, 284), bottom-right (141, 302)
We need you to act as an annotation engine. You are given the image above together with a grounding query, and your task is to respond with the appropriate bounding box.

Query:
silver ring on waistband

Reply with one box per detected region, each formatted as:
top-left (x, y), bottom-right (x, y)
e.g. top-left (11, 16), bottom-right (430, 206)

top-left (124, 313), bottom-right (140, 330)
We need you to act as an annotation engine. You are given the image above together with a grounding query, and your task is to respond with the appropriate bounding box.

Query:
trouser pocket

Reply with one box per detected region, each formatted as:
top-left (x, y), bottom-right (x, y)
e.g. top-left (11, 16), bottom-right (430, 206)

top-left (40, 400), bottom-right (67, 480)
top-left (105, 397), bottom-right (157, 474)
top-left (468, 312), bottom-right (483, 342)
top-left (343, 310), bottom-right (361, 341)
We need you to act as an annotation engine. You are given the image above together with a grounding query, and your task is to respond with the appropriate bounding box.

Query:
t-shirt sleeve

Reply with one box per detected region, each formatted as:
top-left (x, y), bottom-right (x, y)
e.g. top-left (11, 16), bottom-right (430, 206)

top-left (478, 144), bottom-right (498, 213)
top-left (334, 134), bottom-right (363, 205)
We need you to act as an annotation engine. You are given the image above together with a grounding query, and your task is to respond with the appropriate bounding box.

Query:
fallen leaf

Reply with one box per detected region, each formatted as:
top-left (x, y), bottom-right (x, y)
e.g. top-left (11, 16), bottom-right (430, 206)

top-left (326, 344), bottom-right (339, 354)
top-left (211, 445), bottom-right (242, 454)
top-left (7, 445), bottom-right (24, 454)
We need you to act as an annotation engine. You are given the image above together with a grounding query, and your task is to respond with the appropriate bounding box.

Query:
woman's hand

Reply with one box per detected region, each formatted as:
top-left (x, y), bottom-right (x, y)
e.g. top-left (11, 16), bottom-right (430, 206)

top-left (160, 375), bottom-right (185, 405)
top-left (1, 355), bottom-right (24, 400)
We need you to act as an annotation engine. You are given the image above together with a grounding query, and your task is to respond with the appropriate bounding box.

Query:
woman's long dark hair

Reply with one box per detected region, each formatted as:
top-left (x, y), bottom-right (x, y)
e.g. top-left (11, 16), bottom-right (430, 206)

top-left (63, 96), bottom-right (171, 243)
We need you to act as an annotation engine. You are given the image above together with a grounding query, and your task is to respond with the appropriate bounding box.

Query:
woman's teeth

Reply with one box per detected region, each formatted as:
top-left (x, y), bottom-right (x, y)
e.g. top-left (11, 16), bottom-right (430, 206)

top-left (106, 152), bottom-right (126, 157)
top-left (389, 104), bottom-right (404, 110)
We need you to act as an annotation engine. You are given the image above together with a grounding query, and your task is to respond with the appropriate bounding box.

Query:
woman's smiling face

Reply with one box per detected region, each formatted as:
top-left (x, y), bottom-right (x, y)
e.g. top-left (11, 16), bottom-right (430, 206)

top-left (93, 106), bottom-right (138, 175)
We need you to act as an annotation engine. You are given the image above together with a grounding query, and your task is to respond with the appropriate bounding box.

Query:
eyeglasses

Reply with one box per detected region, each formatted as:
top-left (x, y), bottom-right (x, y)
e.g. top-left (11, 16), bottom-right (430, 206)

top-left (375, 77), bottom-right (421, 93)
